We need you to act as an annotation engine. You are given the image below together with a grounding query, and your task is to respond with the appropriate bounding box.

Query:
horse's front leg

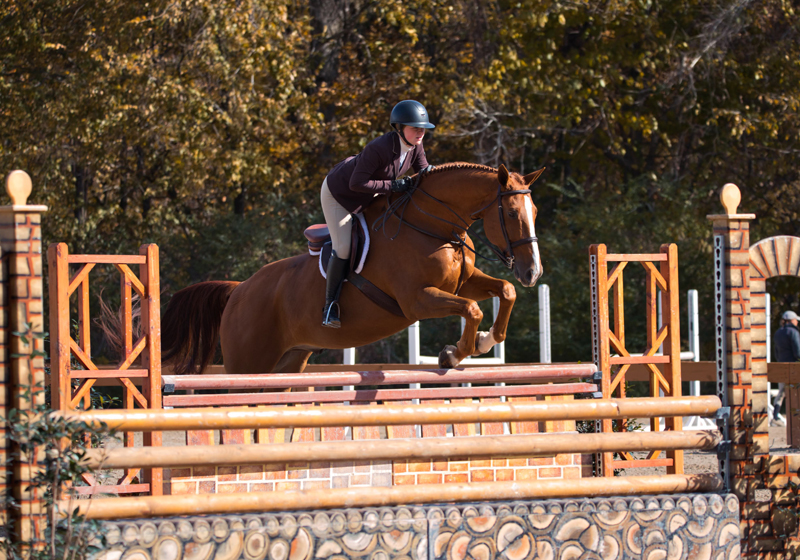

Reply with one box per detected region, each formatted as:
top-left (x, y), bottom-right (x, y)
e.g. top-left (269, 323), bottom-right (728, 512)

top-left (407, 287), bottom-right (485, 369)
top-left (456, 269), bottom-right (516, 357)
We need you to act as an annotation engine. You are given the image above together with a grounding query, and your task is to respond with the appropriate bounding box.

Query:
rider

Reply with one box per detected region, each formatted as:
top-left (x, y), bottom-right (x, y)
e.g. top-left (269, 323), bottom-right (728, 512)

top-left (320, 100), bottom-right (436, 328)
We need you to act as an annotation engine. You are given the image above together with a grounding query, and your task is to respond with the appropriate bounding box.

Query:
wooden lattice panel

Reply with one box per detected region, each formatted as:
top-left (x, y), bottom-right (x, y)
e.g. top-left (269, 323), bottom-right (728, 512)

top-left (47, 243), bottom-right (162, 496)
top-left (590, 244), bottom-right (683, 477)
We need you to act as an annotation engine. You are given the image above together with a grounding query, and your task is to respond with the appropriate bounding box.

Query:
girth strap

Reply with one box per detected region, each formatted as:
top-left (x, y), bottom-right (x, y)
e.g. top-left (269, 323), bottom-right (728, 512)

top-left (346, 272), bottom-right (406, 318)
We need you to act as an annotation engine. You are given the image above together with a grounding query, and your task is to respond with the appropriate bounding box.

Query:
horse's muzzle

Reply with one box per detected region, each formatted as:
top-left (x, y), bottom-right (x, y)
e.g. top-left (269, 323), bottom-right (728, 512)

top-left (515, 263), bottom-right (542, 288)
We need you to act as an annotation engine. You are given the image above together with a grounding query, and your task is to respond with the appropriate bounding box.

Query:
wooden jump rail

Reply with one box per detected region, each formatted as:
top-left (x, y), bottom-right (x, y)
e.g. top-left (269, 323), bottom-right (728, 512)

top-left (62, 474), bottom-right (723, 520)
top-left (61, 395), bottom-right (723, 519)
top-left (162, 363), bottom-right (599, 390)
top-left (69, 395), bottom-right (721, 430)
top-left (85, 430), bottom-right (721, 470)
top-left (161, 364), bottom-right (600, 407)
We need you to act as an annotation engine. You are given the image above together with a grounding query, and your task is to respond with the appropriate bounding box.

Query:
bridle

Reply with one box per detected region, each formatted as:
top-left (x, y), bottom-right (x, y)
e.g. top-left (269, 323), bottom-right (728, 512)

top-left (373, 179), bottom-right (538, 292)
top-left (472, 185), bottom-right (537, 270)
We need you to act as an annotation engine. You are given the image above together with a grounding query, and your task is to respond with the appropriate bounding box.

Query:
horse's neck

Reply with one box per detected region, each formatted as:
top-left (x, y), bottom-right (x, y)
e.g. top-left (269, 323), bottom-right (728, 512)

top-left (413, 172), bottom-right (497, 232)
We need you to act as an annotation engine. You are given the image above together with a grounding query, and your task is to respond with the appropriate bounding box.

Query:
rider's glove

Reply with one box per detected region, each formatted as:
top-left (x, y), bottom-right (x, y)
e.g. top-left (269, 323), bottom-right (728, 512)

top-left (421, 165), bottom-right (435, 175)
top-left (390, 177), bottom-right (413, 193)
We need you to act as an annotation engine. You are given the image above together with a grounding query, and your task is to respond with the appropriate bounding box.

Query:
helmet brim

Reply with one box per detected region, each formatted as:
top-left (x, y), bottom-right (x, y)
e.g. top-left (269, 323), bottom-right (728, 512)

top-left (394, 121), bottom-right (435, 129)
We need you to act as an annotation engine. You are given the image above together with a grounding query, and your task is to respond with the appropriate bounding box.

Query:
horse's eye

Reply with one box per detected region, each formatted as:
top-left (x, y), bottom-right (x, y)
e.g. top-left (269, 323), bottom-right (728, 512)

top-left (508, 209), bottom-right (518, 218)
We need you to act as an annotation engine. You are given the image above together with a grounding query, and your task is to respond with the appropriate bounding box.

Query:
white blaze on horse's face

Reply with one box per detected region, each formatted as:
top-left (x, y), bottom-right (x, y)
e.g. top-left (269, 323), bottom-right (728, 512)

top-left (516, 195), bottom-right (542, 287)
top-left (524, 196), bottom-right (542, 285)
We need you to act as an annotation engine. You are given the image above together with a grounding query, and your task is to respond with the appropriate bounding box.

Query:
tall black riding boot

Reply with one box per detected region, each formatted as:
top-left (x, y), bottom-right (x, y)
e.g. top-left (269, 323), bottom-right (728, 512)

top-left (322, 252), bottom-right (349, 328)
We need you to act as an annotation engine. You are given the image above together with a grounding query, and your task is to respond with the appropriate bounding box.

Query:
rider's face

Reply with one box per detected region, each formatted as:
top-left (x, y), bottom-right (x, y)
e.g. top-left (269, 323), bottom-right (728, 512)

top-left (402, 126), bottom-right (426, 146)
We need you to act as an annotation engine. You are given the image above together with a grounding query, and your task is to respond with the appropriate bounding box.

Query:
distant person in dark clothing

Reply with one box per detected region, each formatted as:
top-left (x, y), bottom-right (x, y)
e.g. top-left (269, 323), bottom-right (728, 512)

top-left (773, 310), bottom-right (800, 424)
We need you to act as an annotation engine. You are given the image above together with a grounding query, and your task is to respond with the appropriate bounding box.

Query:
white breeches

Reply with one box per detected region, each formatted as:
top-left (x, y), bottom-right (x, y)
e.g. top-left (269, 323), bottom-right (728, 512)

top-left (320, 178), bottom-right (353, 259)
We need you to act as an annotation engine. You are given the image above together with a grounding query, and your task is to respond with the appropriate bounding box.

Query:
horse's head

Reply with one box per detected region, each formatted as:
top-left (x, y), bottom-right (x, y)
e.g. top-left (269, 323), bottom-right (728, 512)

top-left (482, 165), bottom-right (545, 287)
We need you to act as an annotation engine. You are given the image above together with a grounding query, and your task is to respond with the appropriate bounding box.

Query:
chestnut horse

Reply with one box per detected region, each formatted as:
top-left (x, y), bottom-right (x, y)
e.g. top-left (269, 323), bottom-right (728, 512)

top-left (162, 163), bottom-right (545, 375)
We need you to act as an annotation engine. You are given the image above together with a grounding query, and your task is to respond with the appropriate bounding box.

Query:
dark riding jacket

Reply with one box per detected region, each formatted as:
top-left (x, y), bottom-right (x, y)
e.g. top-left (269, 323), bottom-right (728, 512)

top-left (326, 131), bottom-right (429, 213)
top-left (774, 323), bottom-right (800, 362)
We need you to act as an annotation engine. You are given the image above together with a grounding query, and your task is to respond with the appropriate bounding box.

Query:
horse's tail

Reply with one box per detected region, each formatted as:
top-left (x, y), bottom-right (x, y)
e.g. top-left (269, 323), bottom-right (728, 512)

top-left (161, 281), bottom-right (240, 375)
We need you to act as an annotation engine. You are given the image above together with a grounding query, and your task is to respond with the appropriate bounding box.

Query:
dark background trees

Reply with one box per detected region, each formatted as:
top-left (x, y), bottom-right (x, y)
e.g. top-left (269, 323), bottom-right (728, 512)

top-left (2, 0), bottom-right (798, 364)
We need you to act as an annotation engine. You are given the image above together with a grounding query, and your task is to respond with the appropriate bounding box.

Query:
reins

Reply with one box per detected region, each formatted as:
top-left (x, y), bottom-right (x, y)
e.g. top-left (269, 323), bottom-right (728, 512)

top-left (371, 173), bottom-right (537, 293)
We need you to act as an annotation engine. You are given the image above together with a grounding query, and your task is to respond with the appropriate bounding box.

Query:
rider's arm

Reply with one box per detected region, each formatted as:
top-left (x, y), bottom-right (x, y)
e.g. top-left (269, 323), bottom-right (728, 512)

top-left (349, 141), bottom-right (394, 195)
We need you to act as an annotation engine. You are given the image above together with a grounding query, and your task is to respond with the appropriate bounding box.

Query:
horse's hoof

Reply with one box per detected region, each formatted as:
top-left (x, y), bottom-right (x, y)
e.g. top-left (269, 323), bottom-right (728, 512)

top-left (474, 331), bottom-right (496, 355)
top-left (438, 345), bottom-right (460, 369)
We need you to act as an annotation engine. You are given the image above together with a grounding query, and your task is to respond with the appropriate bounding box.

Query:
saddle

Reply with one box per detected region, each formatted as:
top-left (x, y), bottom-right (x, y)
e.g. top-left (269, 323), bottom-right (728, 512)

top-left (304, 215), bottom-right (405, 318)
top-left (305, 213), bottom-right (369, 276)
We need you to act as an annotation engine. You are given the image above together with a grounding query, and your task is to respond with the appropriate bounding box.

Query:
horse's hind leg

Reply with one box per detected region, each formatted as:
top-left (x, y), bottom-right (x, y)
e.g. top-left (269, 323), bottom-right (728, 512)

top-left (273, 349), bottom-right (314, 373)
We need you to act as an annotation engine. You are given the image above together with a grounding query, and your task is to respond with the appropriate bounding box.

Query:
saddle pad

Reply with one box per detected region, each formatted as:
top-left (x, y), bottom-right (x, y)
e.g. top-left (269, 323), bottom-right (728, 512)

top-left (315, 213), bottom-right (370, 278)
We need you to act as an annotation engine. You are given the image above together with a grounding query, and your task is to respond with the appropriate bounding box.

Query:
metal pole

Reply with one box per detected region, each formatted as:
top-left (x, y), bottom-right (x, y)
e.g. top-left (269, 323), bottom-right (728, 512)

top-left (408, 322), bottom-right (421, 365)
top-left (494, 296), bottom-right (505, 361)
top-left (685, 290), bottom-right (715, 429)
top-left (689, 289), bottom-right (700, 405)
top-left (539, 284), bottom-right (551, 363)
top-left (767, 293), bottom-right (779, 421)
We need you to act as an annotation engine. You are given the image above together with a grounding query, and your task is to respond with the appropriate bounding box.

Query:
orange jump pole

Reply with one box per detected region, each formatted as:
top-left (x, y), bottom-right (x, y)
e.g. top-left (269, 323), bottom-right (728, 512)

top-left (62, 474), bottom-right (722, 520)
top-left (65, 395), bottom-right (721, 431)
top-left (161, 363), bottom-right (599, 391)
top-left (84, 429), bottom-right (721, 470)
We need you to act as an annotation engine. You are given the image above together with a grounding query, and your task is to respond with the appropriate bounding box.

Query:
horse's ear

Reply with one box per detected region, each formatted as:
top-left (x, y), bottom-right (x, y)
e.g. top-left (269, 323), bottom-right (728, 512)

top-left (498, 164), bottom-right (510, 187)
top-left (522, 167), bottom-right (546, 186)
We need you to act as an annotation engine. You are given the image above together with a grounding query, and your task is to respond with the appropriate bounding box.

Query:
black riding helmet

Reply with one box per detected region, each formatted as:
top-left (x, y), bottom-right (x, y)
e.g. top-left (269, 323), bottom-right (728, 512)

top-left (390, 100), bottom-right (436, 129)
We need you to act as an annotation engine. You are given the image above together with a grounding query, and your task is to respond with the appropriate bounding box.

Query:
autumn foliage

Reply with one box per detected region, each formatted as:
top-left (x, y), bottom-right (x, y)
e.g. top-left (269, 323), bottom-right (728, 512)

top-left (1, 0), bottom-right (799, 361)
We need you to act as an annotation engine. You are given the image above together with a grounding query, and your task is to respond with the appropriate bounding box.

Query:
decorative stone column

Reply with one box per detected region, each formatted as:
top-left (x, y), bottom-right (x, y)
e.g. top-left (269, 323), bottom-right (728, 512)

top-left (709, 183), bottom-right (765, 554)
top-left (0, 170), bottom-right (48, 551)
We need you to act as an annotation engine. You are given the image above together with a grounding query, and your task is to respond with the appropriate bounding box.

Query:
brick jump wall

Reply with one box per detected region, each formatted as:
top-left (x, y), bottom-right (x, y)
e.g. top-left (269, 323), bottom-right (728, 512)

top-left (162, 395), bottom-right (592, 495)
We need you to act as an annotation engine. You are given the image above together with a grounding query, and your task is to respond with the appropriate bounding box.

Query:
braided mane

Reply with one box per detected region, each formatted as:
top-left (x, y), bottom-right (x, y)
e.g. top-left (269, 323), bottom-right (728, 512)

top-left (421, 162), bottom-right (497, 178)
top-left (416, 162), bottom-right (524, 188)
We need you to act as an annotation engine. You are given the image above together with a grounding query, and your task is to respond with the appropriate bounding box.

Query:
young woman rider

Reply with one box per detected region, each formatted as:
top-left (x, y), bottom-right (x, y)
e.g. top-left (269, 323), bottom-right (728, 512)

top-left (320, 100), bottom-right (436, 328)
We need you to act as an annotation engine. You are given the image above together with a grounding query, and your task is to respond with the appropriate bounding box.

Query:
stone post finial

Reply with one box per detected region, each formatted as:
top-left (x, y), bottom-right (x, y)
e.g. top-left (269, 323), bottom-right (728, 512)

top-left (5, 170), bottom-right (32, 206)
top-left (721, 183), bottom-right (741, 215)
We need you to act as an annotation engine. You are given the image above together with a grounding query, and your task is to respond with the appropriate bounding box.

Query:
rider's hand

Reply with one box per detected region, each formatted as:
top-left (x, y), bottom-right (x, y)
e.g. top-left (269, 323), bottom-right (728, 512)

top-left (390, 177), bottom-right (413, 193)
top-left (421, 165), bottom-right (435, 175)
